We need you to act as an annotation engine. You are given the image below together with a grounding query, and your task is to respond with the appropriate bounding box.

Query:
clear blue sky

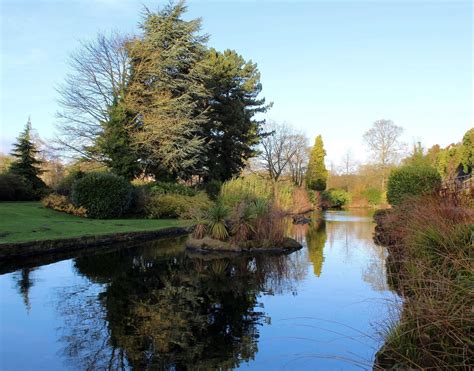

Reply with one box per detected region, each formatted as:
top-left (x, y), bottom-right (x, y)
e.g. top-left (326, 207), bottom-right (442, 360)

top-left (1, 0), bottom-right (472, 165)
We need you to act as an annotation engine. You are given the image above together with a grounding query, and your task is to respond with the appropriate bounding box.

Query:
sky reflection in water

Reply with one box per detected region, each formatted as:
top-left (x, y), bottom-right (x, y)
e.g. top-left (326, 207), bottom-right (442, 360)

top-left (0, 210), bottom-right (398, 370)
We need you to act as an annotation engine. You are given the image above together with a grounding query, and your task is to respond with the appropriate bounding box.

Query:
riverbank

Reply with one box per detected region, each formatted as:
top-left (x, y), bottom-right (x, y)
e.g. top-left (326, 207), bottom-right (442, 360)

top-left (0, 202), bottom-right (190, 259)
top-left (373, 195), bottom-right (473, 369)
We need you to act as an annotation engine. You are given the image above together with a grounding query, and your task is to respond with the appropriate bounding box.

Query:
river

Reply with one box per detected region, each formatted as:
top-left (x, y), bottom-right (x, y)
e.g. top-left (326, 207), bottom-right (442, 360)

top-left (0, 210), bottom-right (398, 370)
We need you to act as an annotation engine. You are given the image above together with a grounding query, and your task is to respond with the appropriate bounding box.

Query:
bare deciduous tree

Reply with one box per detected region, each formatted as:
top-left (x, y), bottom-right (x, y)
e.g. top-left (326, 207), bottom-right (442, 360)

top-left (258, 121), bottom-right (308, 183)
top-left (363, 119), bottom-right (404, 189)
top-left (336, 149), bottom-right (358, 190)
top-left (55, 32), bottom-right (130, 158)
top-left (340, 149), bottom-right (357, 177)
top-left (288, 135), bottom-right (309, 186)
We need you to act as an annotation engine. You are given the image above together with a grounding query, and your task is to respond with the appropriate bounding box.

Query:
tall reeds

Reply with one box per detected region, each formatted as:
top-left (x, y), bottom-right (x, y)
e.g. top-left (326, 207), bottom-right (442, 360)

top-left (375, 193), bottom-right (473, 369)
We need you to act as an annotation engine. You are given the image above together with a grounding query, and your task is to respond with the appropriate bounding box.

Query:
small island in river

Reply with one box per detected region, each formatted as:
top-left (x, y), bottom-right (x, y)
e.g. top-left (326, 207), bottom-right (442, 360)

top-left (186, 236), bottom-right (302, 254)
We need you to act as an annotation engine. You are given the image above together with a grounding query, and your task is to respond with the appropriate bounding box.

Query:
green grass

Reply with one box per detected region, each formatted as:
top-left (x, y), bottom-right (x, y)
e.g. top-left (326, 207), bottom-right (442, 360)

top-left (0, 202), bottom-right (186, 244)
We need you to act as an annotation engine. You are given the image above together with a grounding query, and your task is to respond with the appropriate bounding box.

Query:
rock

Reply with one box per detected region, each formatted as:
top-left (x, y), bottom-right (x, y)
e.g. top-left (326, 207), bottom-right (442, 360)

top-left (292, 215), bottom-right (311, 224)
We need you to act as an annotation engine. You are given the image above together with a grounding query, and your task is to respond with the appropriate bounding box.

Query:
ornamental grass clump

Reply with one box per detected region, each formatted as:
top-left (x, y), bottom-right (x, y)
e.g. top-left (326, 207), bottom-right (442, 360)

top-left (230, 201), bottom-right (257, 243)
top-left (375, 194), bottom-right (473, 369)
top-left (206, 202), bottom-right (230, 241)
top-left (190, 212), bottom-right (207, 239)
top-left (190, 197), bottom-right (288, 247)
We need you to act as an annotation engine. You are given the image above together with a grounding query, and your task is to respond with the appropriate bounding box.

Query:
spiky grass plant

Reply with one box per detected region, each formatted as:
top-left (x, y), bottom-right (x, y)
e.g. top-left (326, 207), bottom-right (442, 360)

top-left (230, 201), bottom-right (256, 242)
top-left (191, 212), bottom-right (207, 239)
top-left (206, 202), bottom-right (229, 241)
top-left (209, 259), bottom-right (229, 277)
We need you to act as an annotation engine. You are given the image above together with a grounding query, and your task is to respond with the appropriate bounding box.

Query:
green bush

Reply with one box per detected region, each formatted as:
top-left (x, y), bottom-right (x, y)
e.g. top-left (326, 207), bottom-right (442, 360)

top-left (150, 181), bottom-right (197, 196)
top-left (362, 187), bottom-right (382, 206)
top-left (203, 179), bottom-right (222, 200)
top-left (146, 191), bottom-right (212, 219)
top-left (54, 170), bottom-right (85, 196)
top-left (129, 184), bottom-right (151, 216)
top-left (387, 165), bottom-right (441, 206)
top-left (71, 172), bottom-right (132, 218)
top-left (0, 173), bottom-right (38, 201)
top-left (322, 188), bottom-right (351, 208)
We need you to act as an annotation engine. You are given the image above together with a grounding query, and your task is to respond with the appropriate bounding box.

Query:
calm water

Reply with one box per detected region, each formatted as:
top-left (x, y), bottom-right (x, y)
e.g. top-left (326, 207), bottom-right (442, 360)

top-left (0, 211), bottom-right (398, 370)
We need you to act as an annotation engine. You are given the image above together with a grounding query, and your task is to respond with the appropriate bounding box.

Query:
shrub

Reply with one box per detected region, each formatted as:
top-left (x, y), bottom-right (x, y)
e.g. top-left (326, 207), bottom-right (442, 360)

top-left (146, 192), bottom-right (212, 219)
top-left (71, 172), bottom-right (132, 218)
top-left (129, 184), bottom-right (151, 216)
top-left (203, 179), bottom-right (222, 200)
top-left (362, 187), bottom-right (382, 206)
top-left (387, 165), bottom-right (441, 206)
top-left (42, 193), bottom-right (87, 217)
top-left (0, 173), bottom-right (37, 201)
top-left (322, 188), bottom-right (351, 208)
top-left (149, 181), bottom-right (197, 196)
top-left (54, 170), bottom-right (85, 196)
top-left (307, 189), bottom-right (320, 207)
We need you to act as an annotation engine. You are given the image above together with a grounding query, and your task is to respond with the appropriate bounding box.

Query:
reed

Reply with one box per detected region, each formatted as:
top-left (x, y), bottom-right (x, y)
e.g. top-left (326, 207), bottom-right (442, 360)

top-left (375, 193), bottom-right (473, 369)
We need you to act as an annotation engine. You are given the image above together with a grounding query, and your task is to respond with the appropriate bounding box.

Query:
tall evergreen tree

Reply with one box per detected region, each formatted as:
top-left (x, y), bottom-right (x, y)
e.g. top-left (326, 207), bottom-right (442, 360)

top-left (461, 128), bottom-right (474, 174)
top-left (306, 135), bottom-right (328, 191)
top-left (125, 0), bottom-right (209, 179)
top-left (95, 100), bottom-right (140, 180)
top-left (10, 119), bottom-right (46, 193)
top-left (197, 48), bottom-right (269, 181)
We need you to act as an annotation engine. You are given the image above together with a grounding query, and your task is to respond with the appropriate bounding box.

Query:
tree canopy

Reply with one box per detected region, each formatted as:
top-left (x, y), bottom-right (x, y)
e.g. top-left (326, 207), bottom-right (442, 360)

top-left (56, 0), bottom-right (268, 183)
top-left (198, 48), bottom-right (269, 182)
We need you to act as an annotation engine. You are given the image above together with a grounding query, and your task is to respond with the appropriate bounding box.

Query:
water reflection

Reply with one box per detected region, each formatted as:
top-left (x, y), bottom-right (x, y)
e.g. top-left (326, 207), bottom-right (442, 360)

top-left (12, 268), bottom-right (36, 313)
top-left (56, 238), bottom-right (308, 370)
top-left (0, 210), bottom-right (396, 370)
top-left (292, 217), bottom-right (326, 277)
top-left (321, 211), bottom-right (389, 291)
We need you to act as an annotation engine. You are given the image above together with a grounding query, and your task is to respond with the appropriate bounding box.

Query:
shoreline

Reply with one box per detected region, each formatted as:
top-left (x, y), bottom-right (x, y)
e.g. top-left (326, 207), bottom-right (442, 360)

top-left (0, 226), bottom-right (192, 261)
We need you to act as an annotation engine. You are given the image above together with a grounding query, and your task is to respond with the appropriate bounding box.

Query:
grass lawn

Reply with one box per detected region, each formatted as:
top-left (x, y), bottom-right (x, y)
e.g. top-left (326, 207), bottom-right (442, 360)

top-left (0, 202), bottom-right (186, 244)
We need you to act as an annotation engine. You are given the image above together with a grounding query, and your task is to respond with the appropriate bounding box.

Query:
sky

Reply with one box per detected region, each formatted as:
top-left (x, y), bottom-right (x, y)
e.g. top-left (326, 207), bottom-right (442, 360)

top-left (1, 0), bottom-right (472, 166)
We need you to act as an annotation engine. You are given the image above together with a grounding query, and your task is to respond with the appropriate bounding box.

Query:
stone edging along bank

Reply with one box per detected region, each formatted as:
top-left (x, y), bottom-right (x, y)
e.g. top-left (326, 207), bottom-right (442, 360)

top-left (0, 226), bottom-right (192, 260)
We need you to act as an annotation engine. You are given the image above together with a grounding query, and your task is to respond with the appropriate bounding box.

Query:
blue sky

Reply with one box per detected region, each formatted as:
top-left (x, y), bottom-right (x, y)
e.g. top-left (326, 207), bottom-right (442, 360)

top-left (1, 0), bottom-right (472, 165)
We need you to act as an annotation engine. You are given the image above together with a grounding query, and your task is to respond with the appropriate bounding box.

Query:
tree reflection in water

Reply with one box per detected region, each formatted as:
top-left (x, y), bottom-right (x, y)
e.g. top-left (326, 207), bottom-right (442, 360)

top-left (305, 219), bottom-right (327, 277)
top-left (56, 237), bottom-right (308, 370)
top-left (12, 267), bottom-right (36, 313)
top-left (323, 211), bottom-right (389, 291)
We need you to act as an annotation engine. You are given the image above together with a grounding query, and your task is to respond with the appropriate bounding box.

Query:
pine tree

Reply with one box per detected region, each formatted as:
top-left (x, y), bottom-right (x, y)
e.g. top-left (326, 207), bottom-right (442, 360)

top-left (306, 135), bottom-right (328, 191)
top-left (125, 0), bottom-right (209, 179)
top-left (197, 48), bottom-right (269, 182)
top-left (9, 119), bottom-right (46, 194)
top-left (96, 101), bottom-right (140, 180)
